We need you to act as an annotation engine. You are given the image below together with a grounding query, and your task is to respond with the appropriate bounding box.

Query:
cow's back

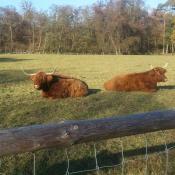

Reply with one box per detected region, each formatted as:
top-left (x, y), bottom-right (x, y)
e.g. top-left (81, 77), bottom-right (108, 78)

top-left (104, 75), bottom-right (128, 91)
top-left (44, 78), bottom-right (88, 98)
top-left (69, 79), bottom-right (89, 97)
top-left (104, 73), bottom-right (152, 92)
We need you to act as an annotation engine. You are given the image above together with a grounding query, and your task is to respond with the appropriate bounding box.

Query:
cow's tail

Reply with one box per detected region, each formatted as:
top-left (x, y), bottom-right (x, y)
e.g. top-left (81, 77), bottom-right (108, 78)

top-left (103, 81), bottom-right (109, 90)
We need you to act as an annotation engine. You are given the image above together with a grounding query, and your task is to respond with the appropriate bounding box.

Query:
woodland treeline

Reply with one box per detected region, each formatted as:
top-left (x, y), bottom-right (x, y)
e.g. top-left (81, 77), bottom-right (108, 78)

top-left (0, 0), bottom-right (175, 55)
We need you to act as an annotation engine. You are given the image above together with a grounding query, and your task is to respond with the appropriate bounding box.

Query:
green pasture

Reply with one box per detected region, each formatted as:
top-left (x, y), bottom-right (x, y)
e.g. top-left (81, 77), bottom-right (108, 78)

top-left (1, 54), bottom-right (175, 175)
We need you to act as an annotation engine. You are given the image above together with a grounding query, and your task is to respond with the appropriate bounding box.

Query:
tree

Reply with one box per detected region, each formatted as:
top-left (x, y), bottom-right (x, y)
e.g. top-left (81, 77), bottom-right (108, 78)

top-left (0, 7), bottom-right (22, 52)
top-left (21, 0), bottom-right (36, 52)
top-left (0, 0), bottom-right (173, 54)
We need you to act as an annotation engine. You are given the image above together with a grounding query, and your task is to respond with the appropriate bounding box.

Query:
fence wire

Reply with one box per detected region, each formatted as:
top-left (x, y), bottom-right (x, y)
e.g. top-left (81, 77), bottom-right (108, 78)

top-left (1, 131), bottom-right (175, 175)
top-left (62, 131), bottom-right (175, 175)
top-left (65, 146), bottom-right (175, 175)
top-left (33, 153), bottom-right (36, 175)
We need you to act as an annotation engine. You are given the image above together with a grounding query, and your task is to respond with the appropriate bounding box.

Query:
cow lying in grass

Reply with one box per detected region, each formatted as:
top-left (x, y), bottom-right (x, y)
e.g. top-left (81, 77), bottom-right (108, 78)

top-left (23, 69), bottom-right (89, 99)
top-left (104, 63), bottom-right (168, 92)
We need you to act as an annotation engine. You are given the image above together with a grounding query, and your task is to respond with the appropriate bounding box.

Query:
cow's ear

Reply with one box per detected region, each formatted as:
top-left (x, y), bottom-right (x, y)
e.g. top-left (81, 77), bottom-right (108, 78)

top-left (153, 68), bottom-right (159, 73)
top-left (30, 75), bottom-right (35, 81)
top-left (150, 69), bottom-right (156, 76)
top-left (47, 75), bottom-right (53, 83)
top-left (152, 68), bottom-right (160, 76)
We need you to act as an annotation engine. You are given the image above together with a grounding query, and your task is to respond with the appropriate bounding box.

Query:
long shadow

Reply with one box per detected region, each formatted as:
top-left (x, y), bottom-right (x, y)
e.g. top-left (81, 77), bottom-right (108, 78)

top-left (0, 69), bottom-right (36, 84)
top-left (44, 142), bottom-right (175, 175)
top-left (158, 85), bottom-right (175, 90)
top-left (1, 80), bottom-right (172, 174)
top-left (0, 71), bottom-right (102, 95)
top-left (88, 88), bottom-right (101, 95)
top-left (0, 57), bottom-right (33, 62)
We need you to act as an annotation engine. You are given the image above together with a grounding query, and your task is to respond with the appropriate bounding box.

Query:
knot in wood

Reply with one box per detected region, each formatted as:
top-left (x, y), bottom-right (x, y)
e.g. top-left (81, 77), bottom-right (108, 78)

top-left (72, 125), bottom-right (79, 130)
top-left (59, 120), bottom-right (65, 124)
top-left (60, 131), bottom-right (69, 139)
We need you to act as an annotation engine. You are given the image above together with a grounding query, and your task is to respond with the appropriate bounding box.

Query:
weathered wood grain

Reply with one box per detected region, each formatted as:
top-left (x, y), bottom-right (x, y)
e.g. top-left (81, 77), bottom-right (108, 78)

top-left (1, 110), bottom-right (175, 156)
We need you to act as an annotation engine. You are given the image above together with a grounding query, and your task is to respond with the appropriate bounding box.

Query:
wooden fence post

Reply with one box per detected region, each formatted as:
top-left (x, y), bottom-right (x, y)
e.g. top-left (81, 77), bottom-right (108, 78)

top-left (0, 109), bottom-right (175, 156)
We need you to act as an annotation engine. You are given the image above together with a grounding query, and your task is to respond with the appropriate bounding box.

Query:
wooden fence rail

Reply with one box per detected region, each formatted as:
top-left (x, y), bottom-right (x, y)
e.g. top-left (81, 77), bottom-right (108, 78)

top-left (1, 109), bottom-right (175, 156)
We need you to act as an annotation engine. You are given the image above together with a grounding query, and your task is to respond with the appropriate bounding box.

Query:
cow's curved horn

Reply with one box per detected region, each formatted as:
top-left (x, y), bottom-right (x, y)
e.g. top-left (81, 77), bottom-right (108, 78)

top-left (52, 66), bottom-right (57, 73)
top-left (47, 67), bottom-right (57, 75)
top-left (163, 63), bottom-right (168, 68)
top-left (21, 67), bottom-right (35, 76)
top-left (150, 64), bottom-right (154, 69)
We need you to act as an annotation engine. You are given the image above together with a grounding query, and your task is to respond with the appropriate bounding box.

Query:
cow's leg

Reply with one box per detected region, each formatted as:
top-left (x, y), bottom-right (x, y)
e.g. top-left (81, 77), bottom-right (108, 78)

top-left (42, 92), bottom-right (49, 98)
top-left (143, 88), bottom-right (156, 92)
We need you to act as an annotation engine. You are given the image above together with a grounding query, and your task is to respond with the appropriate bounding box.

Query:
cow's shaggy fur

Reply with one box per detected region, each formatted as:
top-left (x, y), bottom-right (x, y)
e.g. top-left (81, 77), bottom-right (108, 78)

top-left (30, 72), bottom-right (89, 99)
top-left (104, 67), bottom-right (167, 92)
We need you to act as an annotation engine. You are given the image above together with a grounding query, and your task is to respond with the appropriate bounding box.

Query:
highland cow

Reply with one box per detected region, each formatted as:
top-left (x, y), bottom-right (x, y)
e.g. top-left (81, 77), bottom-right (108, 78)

top-left (22, 69), bottom-right (89, 99)
top-left (104, 64), bottom-right (168, 92)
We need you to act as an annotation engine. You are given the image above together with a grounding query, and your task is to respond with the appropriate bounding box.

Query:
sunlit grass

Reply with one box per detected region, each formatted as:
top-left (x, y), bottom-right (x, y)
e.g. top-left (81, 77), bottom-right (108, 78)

top-left (1, 54), bottom-right (175, 175)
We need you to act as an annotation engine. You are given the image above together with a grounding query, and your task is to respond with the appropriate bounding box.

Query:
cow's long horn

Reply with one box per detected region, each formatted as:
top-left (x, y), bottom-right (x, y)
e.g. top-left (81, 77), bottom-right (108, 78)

top-left (163, 63), bottom-right (168, 68)
top-left (47, 67), bottom-right (57, 75)
top-left (21, 67), bottom-right (35, 76)
top-left (52, 66), bottom-right (57, 73)
top-left (150, 64), bottom-right (154, 69)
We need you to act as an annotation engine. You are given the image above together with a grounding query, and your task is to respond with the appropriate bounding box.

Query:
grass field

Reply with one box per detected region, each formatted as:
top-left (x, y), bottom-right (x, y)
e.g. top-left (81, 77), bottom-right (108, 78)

top-left (1, 54), bottom-right (175, 175)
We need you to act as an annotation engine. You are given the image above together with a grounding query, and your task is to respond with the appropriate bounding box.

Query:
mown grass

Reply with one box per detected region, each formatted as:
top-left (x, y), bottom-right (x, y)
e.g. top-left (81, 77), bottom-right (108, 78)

top-left (1, 54), bottom-right (175, 175)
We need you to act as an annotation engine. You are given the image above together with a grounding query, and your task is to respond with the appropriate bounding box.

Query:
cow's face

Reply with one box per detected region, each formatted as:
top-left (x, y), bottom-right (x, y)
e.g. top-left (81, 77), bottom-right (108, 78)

top-left (30, 72), bottom-right (53, 90)
top-left (152, 67), bottom-right (167, 82)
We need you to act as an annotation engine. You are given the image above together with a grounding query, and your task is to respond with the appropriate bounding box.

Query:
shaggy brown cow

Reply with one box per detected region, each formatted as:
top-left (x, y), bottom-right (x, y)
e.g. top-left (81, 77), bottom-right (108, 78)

top-left (23, 69), bottom-right (89, 99)
top-left (104, 64), bottom-right (168, 92)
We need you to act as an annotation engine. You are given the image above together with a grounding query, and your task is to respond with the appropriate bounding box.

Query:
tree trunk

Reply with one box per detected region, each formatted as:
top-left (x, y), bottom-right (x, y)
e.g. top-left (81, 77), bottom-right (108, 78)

top-left (166, 43), bottom-right (169, 54)
top-left (162, 17), bottom-right (166, 54)
top-left (37, 30), bottom-right (42, 52)
top-left (9, 25), bottom-right (13, 52)
top-left (108, 34), bottom-right (118, 55)
top-left (172, 43), bottom-right (174, 54)
top-left (147, 39), bottom-right (149, 51)
top-left (32, 24), bottom-right (35, 53)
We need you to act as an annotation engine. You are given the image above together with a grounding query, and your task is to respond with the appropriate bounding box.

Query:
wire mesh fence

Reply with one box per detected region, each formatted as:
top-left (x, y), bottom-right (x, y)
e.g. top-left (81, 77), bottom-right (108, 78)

top-left (63, 132), bottom-right (175, 175)
top-left (1, 130), bottom-right (175, 175)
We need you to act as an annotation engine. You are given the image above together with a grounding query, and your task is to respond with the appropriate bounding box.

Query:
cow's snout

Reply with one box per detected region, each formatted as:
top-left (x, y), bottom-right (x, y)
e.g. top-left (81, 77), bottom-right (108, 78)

top-left (34, 84), bottom-right (40, 89)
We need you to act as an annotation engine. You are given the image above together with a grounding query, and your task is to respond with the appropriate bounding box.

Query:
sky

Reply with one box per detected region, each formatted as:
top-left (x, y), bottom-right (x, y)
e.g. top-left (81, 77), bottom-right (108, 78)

top-left (0, 0), bottom-right (167, 11)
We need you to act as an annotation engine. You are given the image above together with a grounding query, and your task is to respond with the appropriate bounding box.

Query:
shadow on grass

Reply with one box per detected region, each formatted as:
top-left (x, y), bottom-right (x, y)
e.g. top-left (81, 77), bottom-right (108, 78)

top-left (0, 69), bottom-right (36, 84)
top-left (30, 93), bottom-right (168, 175)
top-left (1, 89), bottom-right (172, 175)
top-left (0, 57), bottom-right (33, 62)
top-left (158, 85), bottom-right (175, 90)
top-left (0, 70), bottom-right (100, 95)
top-left (88, 88), bottom-right (101, 95)
top-left (43, 142), bottom-right (175, 175)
